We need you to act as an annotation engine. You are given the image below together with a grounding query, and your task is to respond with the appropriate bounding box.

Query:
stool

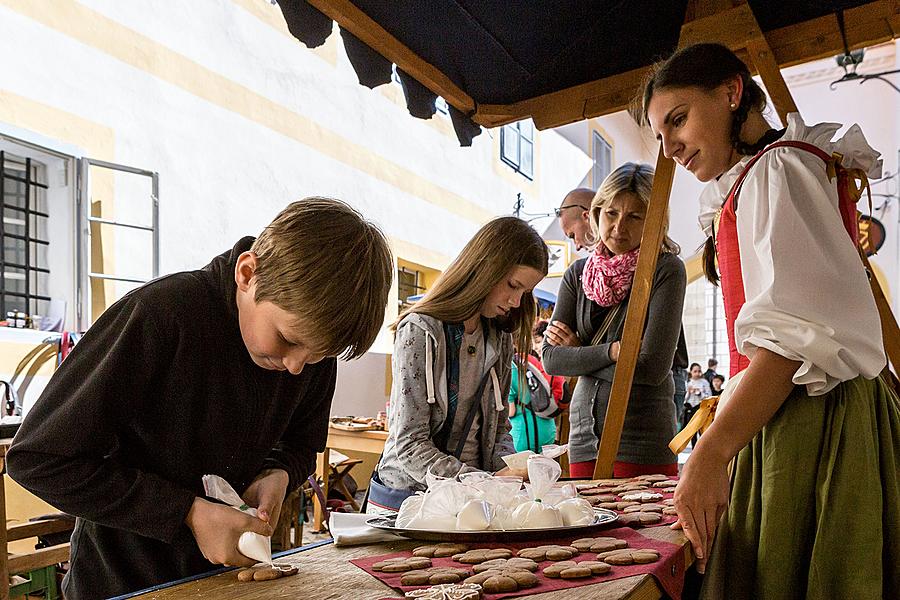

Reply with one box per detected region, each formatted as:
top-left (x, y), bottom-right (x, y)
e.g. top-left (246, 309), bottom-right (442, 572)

top-left (329, 458), bottom-right (363, 511)
top-left (272, 486), bottom-right (315, 551)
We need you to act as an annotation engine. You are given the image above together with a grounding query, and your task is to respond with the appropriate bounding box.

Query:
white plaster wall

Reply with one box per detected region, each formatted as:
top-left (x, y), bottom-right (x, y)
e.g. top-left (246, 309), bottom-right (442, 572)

top-left (0, 1), bottom-right (591, 413)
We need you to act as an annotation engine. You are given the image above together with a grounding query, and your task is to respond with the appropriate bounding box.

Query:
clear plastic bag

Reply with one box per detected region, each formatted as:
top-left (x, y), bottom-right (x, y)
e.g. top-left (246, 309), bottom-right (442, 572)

top-left (510, 456), bottom-right (563, 528)
top-left (202, 474), bottom-right (271, 565)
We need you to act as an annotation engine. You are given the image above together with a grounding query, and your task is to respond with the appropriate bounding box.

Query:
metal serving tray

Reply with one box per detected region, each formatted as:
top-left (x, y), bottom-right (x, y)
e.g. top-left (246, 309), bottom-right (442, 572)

top-left (365, 508), bottom-right (619, 543)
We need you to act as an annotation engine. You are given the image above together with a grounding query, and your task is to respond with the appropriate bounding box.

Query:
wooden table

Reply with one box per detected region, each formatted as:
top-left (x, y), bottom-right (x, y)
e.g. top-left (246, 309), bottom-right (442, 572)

top-left (313, 427), bottom-right (388, 531)
top-left (131, 526), bottom-right (692, 600)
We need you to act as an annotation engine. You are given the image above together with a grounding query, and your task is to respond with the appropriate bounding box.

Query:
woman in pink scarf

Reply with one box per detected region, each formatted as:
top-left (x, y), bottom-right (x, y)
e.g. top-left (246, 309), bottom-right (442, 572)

top-left (542, 163), bottom-right (686, 478)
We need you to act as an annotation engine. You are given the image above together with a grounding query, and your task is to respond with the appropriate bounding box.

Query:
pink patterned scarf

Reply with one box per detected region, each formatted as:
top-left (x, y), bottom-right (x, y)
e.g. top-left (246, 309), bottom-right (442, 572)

top-left (582, 245), bottom-right (640, 306)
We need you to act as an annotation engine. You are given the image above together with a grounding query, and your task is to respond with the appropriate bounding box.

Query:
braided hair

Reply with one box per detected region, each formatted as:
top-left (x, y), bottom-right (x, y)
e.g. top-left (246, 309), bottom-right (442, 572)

top-left (642, 43), bottom-right (770, 284)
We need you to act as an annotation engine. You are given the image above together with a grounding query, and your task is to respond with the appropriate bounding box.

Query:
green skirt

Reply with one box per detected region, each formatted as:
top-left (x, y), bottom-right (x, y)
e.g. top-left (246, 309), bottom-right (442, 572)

top-left (700, 374), bottom-right (900, 600)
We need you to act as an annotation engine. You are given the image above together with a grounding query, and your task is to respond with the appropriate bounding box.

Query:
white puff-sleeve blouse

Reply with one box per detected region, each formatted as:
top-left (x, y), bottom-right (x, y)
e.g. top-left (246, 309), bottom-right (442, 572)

top-left (698, 113), bottom-right (886, 395)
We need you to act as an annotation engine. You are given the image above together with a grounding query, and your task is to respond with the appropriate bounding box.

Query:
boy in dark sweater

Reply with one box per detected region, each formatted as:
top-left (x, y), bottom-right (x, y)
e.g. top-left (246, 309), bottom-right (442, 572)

top-left (6, 198), bottom-right (393, 599)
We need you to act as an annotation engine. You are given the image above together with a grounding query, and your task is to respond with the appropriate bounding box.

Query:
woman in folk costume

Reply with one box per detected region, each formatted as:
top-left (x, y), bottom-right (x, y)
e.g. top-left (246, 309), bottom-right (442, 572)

top-left (644, 43), bottom-right (899, 598)
top-left (542, 163), bottom-right (685, 478)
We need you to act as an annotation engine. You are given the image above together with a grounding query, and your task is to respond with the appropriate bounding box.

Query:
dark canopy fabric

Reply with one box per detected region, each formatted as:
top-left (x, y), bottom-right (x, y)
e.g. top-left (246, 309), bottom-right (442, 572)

top-left (279, 0), bottom-right (880, 145)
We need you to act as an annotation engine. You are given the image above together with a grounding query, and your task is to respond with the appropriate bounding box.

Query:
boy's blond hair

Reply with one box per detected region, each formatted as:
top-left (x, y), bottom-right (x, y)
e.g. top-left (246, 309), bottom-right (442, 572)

top-left (251, 198), bottom-right (393, 359)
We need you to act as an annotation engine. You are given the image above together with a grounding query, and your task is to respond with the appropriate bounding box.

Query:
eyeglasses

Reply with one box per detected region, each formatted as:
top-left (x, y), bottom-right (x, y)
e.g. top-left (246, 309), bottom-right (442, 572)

top-left (554, 204), bottom-right (589, 217)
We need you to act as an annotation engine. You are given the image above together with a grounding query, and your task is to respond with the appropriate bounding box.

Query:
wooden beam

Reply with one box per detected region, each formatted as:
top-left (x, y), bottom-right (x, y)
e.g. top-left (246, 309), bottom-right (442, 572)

top-left (6, 519), bottom-right (74, 543)
top-left (593, 151), bottom-right (676, 479)
top-left (7, 544), bottom-right (70, 576)
top-left (860, 250), bottom-right (900, 374)
top-left (306, 0), bottom-right (475, 114)
top-left (745, 38), bottom-right (797, 126)
top-left (472, 0), bottom-right (897, 129)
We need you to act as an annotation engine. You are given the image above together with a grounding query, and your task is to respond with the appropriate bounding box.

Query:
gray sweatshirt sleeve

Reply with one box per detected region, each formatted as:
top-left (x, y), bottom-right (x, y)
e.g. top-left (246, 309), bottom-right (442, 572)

top-left (487, 335), bottom-right (515, 471)
top-left (592, 255), bottom-right (687, 385)
top-left (389, 322), bottom-right (468, 484)
top-left (542, 260), bottom-right (616, 376)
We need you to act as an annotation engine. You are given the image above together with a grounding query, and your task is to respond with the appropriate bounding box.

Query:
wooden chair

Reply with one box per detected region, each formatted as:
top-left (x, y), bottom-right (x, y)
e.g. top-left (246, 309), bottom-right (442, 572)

top-left (329, 458), bottom-right (363, 512)
top-left (4, 515), bottom-right (73, 600)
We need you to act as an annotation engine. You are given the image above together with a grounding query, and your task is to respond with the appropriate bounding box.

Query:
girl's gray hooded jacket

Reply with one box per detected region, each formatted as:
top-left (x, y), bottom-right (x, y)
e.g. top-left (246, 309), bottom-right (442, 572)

top-left (376, 313), bottom-right (515, 492)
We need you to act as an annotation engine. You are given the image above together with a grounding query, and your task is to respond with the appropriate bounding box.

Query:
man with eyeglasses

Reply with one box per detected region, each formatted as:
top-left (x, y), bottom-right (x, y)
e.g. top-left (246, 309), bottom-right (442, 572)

top-left (556, 188), bottom-right (595, 251)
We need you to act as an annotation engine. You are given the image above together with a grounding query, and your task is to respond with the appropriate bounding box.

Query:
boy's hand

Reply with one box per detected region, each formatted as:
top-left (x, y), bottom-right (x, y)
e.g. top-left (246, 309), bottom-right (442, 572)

top-left (185, 497), bottom-right (273, 566)
top-left (243, 468), bottom-right (290, 529)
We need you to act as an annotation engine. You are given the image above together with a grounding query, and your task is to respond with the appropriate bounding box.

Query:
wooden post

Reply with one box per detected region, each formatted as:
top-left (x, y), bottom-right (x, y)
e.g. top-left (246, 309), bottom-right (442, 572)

top-left (593, 153), bottom-right (676, 479)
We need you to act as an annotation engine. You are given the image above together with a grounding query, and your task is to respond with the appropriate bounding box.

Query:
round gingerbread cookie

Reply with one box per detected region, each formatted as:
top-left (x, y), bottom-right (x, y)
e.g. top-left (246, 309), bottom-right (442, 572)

top-left (464, 568), bottom-right (538, 593)
top-left (413, 543), bottom-right (469, 558)
top-left (473, 558), bottom-right (538, 573)
top-left (452, 548), bottom-right (513, 564)
top-left (543, 560), bottom-right (612, 579)
top-left (635, 474), bottom-right (670, 482)
top-left (516, 545), bottom-right (579, 561)
top-left (617, 511), bottom-right (663, 526)
top-left (570, 537), bottom-right (629, 553)
top-left (400, 567), bottom-right (471, 586)
top-left (597, 549), bottom-right (661, 565)
top-left (623, 503), bottom-right (664, 513)
top-left (373, 556), bottom-right (433, 572)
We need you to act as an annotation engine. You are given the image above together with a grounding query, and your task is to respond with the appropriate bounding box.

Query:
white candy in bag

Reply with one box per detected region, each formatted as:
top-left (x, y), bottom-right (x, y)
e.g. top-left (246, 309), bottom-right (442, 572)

top-left (510, 455), bottom-right (563, 529)
top-left (202, 474), bottom-right (272, 565)
top-left (556, 498), bottom-right (595, 526)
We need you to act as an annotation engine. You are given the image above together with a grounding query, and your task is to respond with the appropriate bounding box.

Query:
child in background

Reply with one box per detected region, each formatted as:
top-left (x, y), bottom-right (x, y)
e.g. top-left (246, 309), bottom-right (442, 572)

top-left (7, 199), bottom-right (393, 600)
top-left (369, 217), bottom-right (548, 513)
top-left (508, 321), bottom-right (562, 452)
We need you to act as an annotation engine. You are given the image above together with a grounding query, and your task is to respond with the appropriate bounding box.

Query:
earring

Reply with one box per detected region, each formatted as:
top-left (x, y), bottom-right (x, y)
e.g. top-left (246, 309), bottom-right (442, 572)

top-left (729, 102), bottom-right (737, 109)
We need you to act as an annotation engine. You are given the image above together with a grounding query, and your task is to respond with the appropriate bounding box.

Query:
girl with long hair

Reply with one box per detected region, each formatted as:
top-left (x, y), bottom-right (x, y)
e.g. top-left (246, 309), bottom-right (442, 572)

top-left (644, 43), bottom-right (899, 597)
top-left (367, 217), bottom-right (549, 513)
top-left (542, 162), bottom-right (686, 479)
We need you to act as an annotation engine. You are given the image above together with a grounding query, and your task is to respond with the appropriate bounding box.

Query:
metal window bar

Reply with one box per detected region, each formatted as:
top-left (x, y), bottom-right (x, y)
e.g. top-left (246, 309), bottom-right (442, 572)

top-left (0, 151), bottom-right (51, 317)
top-left (77, 157), bottom-right (159, 328)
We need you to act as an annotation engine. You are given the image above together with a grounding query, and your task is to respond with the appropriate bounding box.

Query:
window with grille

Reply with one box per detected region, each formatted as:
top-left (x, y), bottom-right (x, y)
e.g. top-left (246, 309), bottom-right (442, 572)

top-left (592, 132), bottom-right (612, 189)
top-left (397, 266), bottom-right (424, 310)
top-left (0, 152), bottom-right (50, 319)
top-left (500, 120), bottom-right (534, 179)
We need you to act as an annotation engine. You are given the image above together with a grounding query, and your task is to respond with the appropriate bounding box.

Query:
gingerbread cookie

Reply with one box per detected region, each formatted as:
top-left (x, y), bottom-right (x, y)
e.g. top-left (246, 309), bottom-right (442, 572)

top-left (401, 567), bottom-right (471, 585)
top-left (373, 556), bottom-right (433, 572)
top-left (464, 568), bottom-right (538, 593)
top-left (576, 486), bottom-right (607, 496)
top-left (404, 583), bottom-right (484, 599)
top-left (652, 480), bottom-right (678, 489)
top-left (473, 558), bottom-right (538, 573)
top-left (635, 474), bottom-right (670, 482)
top-left (582, 494), bottom-right (617, 506)
top-left (663, 506), bottom-right (678, 515)
top-left (597, 549), bottom-right (660, 565)
top-left (598, 501), bottom-right (639, 511)
top-left (236, 565), bottom-right (299, 582)
top-left (571, 537), bottom-right (629, 553)
top-left (413, 543), bottom-right (470, 558)
top-left (623, 503), bottom-right (664, 513)
top-left (517, 545), bottom-right (579, 561)
top-left (620, 491), bottom-right (664, 503)
top-left (452, 549), bottom-right (513, 564)
top-left (617, 511), bottom-right (662, 526)
top-left (661, 498), bottom-right (675, 506)
top-left (543, 560), bottom-right (612, 579)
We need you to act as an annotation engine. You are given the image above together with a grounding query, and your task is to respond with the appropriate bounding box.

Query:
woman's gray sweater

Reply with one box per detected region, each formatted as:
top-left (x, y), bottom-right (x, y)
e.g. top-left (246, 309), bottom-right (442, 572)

top-left (542, 252), bottom-right (685, 464)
